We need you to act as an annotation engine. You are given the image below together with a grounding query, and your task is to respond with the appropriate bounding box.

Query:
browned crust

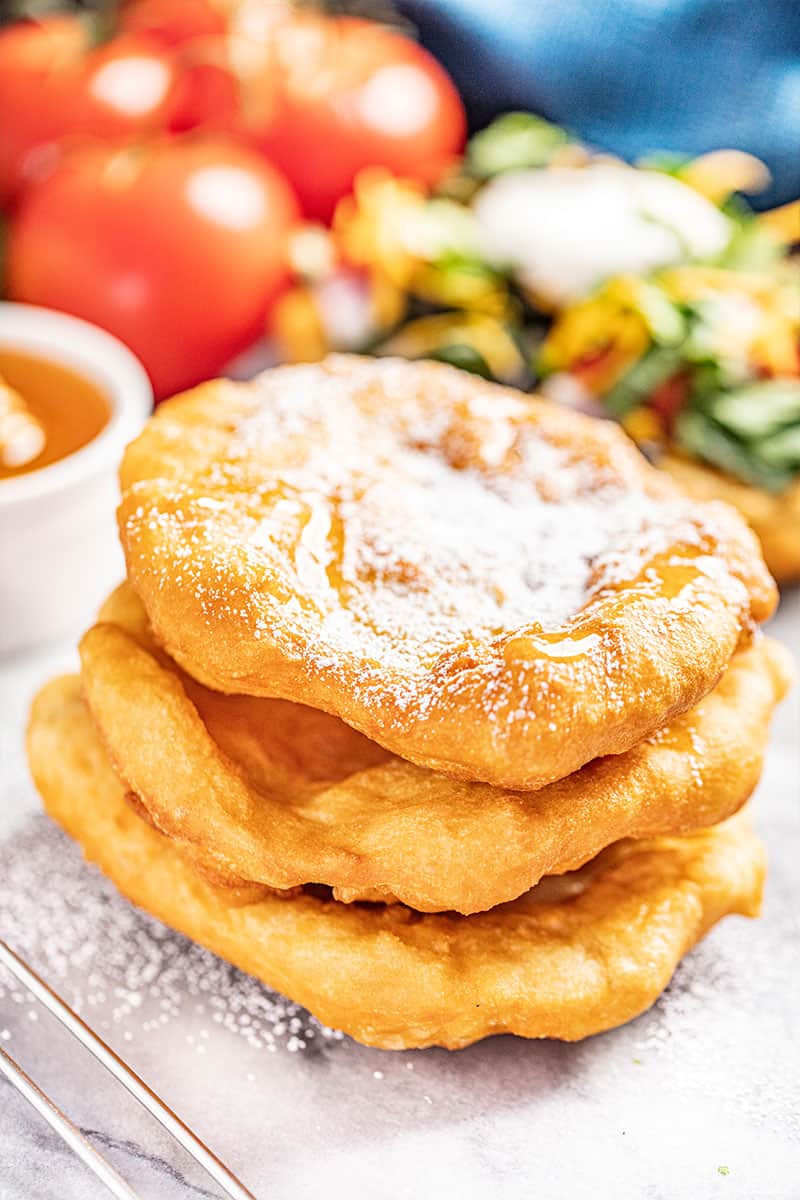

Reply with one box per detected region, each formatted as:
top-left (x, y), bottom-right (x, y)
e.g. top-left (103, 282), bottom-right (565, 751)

top-left (27, 675), bottom-right (765, 1050)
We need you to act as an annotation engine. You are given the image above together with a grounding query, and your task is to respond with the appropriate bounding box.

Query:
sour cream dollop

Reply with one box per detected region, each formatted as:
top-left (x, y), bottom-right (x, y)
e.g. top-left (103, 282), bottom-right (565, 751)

top-left (474, 163), bottom-right (733, 307)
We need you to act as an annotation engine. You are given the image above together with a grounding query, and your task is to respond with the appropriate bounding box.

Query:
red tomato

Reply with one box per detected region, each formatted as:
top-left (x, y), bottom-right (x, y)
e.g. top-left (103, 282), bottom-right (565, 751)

top-left (116, 0), bottom-right (238, 133)
top-left (7, 137), bottom-right (299, 398)
top-left (118, 0), bottom-right (228, 47)
top-left (168, 56), bottom-right (240, 133)
top-left (64, 34), bottom-right (184, 139)
top-left (231, 14), bottom-right (467, 221)
top-left (0, 15), bottom-right (88, 207)
top-left (0, 20), bottom-right (183, 207)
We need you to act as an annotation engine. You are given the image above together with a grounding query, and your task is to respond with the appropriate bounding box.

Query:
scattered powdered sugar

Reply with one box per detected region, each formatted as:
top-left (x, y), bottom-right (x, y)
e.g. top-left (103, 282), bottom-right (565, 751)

top-left (2, 812), bottom-right (797, 1142)
top-left (629, 898), bottom-right (800, 1139)
top-left (0, 817), bottom-right (344, 1058)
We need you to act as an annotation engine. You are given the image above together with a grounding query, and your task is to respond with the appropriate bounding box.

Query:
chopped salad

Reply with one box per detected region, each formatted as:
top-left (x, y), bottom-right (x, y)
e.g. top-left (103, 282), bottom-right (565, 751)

top-left (274, 113), bottom-right (800, 494)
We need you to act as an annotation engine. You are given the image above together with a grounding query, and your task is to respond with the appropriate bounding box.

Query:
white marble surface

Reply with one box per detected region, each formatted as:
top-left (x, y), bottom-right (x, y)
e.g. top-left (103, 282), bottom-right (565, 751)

top-left (1, 594), bottom-right (798, 1200)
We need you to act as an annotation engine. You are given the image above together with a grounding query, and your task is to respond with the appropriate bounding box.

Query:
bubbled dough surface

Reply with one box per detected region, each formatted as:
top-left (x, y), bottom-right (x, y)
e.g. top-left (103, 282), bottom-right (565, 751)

top-left (119, 355), bottom-right (776, 788)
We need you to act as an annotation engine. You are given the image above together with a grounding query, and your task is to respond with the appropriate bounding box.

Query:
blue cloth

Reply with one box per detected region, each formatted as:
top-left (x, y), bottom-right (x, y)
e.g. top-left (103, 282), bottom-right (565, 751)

top-left (399, 0), bottom-right (800, 208)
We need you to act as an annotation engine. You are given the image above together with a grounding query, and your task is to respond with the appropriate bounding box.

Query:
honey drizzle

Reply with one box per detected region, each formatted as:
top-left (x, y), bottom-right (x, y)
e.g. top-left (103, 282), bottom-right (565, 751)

top-left (0, 348), bottom-right (111, 481)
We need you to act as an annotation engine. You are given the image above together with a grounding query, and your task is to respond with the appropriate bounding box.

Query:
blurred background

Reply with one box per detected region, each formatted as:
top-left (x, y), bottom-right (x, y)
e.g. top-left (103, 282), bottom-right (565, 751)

top-left (402, 0), bottom-right (800, 209)
top-left (1, 0), bottom-right (798, 650)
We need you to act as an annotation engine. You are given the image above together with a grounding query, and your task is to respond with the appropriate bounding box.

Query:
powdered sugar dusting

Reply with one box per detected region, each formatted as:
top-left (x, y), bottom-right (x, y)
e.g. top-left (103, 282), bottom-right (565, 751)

top-left (629, 898), bottom-right (800, 1140)
top-left (0, 818), bottom-right (343, 1057)
top-left (228, 360), bottom-right (706, 656)
top-left (122, 356), bottom-right (751, 691)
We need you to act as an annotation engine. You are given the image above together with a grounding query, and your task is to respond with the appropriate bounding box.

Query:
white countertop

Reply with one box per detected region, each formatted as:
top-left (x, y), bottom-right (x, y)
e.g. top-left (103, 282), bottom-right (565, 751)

top-left (1, 593), bottom-right (798, 1200)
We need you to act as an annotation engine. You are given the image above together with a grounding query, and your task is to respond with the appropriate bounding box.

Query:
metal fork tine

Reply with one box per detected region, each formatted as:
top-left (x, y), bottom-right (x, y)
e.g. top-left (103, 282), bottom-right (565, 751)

top-left (0, 940), bottom-right (256, 1200)
top-left (0, 1043), bottom-right (141, 1200)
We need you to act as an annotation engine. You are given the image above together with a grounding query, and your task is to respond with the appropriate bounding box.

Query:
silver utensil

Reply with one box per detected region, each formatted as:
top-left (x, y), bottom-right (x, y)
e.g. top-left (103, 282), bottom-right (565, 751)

top-left (0, 939), bottom-right (256, 1200)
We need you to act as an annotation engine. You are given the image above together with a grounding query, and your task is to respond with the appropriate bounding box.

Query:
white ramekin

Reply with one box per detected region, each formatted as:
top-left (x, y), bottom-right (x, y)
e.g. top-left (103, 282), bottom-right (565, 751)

top-left (0, 303), bottom-right (152, 654)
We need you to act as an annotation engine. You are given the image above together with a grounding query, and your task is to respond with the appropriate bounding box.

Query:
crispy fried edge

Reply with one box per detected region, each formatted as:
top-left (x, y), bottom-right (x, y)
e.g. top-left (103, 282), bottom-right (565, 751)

top-left (79, 591), bottom-right (790, 913)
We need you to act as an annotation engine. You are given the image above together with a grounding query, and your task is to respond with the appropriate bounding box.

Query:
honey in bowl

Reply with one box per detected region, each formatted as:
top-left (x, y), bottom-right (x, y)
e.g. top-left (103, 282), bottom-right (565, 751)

top-left (0, 347), bottom-right (111, 481)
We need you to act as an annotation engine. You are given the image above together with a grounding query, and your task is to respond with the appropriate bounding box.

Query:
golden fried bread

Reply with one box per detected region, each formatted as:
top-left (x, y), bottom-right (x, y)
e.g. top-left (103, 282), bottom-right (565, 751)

top-left (78, 582), bottom-right (789, 915)
top-left (663, 453), bottom-right (800, 584)
top-left (28, 675), bottom-right (765, 1050)
top-left (118, 356), bottom-right (776, 789)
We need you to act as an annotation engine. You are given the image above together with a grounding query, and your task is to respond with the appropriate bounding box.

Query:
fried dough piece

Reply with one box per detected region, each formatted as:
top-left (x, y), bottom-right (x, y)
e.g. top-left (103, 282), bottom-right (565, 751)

top-left (124, 790), bottom-right (296, 907)
top-left (28, 675), bottom-right (765, 1050)
top-left (663, 454), bottom-right (800, 585)
top-left (118, 356), bottom-right (775, 789)
top-left (78, 583), bottom-right (790, 915)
